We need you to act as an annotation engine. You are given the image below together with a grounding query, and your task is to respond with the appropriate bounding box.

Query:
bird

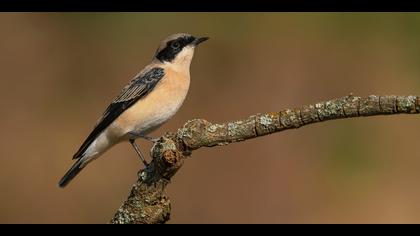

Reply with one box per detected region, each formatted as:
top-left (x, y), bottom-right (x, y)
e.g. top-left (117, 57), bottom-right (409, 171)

top-left (58, 33), bottom-right (209, 188)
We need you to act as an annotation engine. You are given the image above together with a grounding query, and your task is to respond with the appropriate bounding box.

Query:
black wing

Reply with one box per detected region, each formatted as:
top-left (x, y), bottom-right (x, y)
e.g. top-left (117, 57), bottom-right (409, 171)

top-left (72, 67), bottom-right (165, 159)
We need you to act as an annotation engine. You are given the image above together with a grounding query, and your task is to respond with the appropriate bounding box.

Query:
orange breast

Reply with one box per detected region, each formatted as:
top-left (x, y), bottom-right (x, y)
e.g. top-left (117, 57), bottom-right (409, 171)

top-left (109, 66), bottom-right (190, 141)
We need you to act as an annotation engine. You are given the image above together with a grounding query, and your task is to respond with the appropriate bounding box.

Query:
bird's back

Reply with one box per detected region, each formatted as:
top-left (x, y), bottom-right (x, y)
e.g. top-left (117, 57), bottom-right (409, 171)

top-left (72, 65), bottom-right (165, 160)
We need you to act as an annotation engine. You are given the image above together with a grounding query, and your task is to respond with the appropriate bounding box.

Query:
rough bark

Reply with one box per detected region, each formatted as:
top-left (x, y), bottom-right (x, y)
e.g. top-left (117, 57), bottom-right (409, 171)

top-left (110, 94), bottom-right (420, 224)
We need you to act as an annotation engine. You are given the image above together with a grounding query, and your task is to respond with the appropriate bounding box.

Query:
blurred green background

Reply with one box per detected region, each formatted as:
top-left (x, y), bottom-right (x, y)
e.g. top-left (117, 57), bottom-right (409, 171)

top-left (1, 13), bottom-right (420, 223)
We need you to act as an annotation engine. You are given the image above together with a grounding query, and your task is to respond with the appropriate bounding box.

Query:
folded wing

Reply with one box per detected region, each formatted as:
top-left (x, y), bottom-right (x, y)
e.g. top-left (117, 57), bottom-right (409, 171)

top-left (72, 67), bottom-right (165, 159)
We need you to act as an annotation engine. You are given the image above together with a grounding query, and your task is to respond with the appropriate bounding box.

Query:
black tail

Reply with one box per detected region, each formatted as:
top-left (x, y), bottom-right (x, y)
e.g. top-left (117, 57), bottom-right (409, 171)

top-left (58, 159), bottom-right (85, 188)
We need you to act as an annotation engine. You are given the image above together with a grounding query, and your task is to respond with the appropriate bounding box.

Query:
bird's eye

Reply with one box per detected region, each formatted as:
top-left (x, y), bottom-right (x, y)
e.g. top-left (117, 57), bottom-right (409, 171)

top-left (171, 41), bottom-right (180, 49)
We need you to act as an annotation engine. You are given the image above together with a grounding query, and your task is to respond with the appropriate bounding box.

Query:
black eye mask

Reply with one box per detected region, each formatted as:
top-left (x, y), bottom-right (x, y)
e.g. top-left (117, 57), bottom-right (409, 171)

top-left (155, 36), bottom-right (195, 62)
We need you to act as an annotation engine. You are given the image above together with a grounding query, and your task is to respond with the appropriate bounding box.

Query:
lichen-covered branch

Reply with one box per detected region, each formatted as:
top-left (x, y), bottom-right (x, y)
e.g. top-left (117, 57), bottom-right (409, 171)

top-left (110, 94), bottom-right (420, 224)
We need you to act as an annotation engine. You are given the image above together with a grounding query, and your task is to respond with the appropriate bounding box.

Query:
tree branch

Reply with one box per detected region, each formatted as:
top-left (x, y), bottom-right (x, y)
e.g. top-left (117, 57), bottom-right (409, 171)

top-left (110, 94), bottom-right (420, 224)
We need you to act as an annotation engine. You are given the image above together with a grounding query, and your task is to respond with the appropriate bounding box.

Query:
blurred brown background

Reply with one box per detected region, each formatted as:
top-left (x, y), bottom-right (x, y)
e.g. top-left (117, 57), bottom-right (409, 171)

top-left (1, 13), bottom-right (420, 223)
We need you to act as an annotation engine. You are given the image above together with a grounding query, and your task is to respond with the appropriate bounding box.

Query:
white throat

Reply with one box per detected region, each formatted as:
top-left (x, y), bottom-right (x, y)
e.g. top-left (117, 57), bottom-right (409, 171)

top-left (166, 46), bottom-right (195, 74)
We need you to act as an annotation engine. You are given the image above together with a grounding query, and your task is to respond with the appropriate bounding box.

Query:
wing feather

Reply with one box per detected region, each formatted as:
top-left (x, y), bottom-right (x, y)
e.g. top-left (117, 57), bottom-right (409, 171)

top-left (72, 67), bottom-right (165, 159)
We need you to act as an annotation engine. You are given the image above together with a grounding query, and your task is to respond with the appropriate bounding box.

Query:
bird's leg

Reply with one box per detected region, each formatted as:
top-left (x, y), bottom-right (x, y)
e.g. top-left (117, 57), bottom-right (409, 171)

top-left (129, 139), bottom-right (148, 166)
top-left (128, 131), bottom-right (160, 143)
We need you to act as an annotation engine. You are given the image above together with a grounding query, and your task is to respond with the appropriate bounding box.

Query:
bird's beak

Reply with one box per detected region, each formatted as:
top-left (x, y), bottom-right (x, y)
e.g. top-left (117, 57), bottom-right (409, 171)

top-left (192, 37), bottom-right (209, 46)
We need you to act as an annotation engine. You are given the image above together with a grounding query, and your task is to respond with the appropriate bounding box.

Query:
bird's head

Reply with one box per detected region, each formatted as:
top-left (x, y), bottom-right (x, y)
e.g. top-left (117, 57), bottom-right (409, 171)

top-left (154, 33), bottom-right (209, 68)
